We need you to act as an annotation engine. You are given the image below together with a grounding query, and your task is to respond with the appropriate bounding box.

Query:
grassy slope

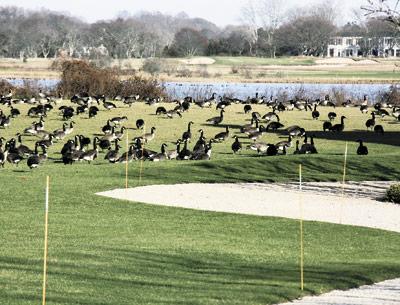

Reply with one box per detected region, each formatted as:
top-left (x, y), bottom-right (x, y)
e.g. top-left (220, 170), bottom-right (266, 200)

top-left (0, 102), bottom-right (400, 305)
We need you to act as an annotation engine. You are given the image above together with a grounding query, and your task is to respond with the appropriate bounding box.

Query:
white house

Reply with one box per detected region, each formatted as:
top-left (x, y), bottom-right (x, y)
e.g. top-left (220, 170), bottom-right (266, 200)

top-left (326, 36), bottom-right (400, 57)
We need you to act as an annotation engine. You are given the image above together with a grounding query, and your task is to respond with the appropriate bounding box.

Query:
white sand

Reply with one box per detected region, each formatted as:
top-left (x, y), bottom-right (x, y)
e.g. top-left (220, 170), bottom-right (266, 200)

top-left (97, 181), bottom-right (400, 233)
top-left (96, 181), bottom-right (400, 305)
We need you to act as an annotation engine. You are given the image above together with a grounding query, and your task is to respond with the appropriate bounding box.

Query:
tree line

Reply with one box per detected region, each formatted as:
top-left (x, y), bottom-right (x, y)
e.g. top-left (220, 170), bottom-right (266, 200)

top-left (0, 2), bottom-right (398, 60)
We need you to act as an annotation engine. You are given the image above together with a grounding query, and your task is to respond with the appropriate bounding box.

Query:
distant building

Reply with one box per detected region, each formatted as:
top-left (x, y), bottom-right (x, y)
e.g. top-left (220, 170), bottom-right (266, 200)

top-left (326, 36), bottom-right (400, 57)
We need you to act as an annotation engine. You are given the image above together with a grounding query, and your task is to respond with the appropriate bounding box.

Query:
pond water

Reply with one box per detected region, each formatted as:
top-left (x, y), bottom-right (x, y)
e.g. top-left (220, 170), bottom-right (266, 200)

top-left (4, 78), bottom-right (394, 101)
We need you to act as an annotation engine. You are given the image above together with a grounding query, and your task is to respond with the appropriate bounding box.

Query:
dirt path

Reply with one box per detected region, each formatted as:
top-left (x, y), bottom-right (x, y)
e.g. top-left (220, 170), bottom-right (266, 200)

top-left (97, 181), bottom-right (400, 305)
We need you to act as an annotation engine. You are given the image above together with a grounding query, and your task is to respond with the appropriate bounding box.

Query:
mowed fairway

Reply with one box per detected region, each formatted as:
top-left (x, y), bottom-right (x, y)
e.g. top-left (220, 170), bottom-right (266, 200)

top-left (0, 101), bottom-right (400, 305)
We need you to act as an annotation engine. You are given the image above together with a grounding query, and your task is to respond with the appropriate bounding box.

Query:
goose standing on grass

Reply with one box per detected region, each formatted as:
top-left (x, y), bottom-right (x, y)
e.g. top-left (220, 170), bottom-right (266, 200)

top-left (167, 140), bottom-right (181, 160)
top-left (366, 113), bottom-right (376, 131)
top-left (286, 125), bottom-right (305, 137)
top-left (0, 141), bottom-right (5, 167)
top-left (5, 143), bottom-right (22, 166)
top-left (178, 139), bottom-right (192, 160)
top-left (330, 116), bottom-right (346, 132)
top-left (312, 104), bottom-right (320, 120)
top-left (213, 126), bottom-right (230, 142)
top-left (156, 106), bottom-right (167, 115)
top-left (244, 104), bottom-right (252, 114)
top-left (111, 116), bottom-right (128, 125)
top-left (293, 140), bottom-right (301, 154)
top-left (136, 119), bottom-right (145, 130)
top-left (323, 121), bottom-right (332, 131)
top-left (103, 100), bottom-right (117, 110)
top-left (139, 127), bottom-right (156, 143)
top-left (104, 141), bottom-right (121, 163)
top-left (102, 120), bottom-right (113, 134)
top-left (81, 138), bottom-right (98, 163)
top-left (275, 135), bottom-right (292, 151)
top-left (16, 133), bottom-right (33, 156)
top-left (150, 143), bottom-right (168, 161)
top-left (356, 139), bottom-right (368, 155)
top-left (328, 112), bottom-right (337, 121)
top-left (27, 143), bottom-right (42, 169)
top-left (206, 109), bottom-right (224, 125)
top-left (9, 106), bottom-right (20, 118)
top-left (248, 142), bottom-right (268, 154)
top-left (65, 121), bottom-right (75, 135)
top-left (266, 121), bottom-right (284, 131)
top-left (266, 144), bottom-right (278, 156)
top-left (248, 126), bottom-right (265, 141)
top-left (360, 105), bottom-right (368, 114)
top-left (182, 121), bottom-right (194, 142)
top-left (231, 136), bottom-right (242, 154)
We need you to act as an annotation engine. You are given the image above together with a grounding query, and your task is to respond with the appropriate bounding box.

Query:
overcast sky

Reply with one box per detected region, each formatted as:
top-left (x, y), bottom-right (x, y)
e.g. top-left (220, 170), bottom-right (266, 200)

top-left (2, 0), bottom-right (366, 26)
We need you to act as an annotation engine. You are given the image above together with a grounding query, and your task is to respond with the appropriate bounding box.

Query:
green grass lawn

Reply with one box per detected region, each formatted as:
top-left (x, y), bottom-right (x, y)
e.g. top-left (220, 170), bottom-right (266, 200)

top-left (0, 102), bottom-right (399, 304)
top-left (212, 56), bottom-right (316, 66)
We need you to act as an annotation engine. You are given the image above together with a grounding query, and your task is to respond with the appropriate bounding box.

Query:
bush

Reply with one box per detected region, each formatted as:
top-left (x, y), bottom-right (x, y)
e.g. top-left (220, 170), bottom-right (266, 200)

top-left (57, 60), bottom-right (120, 97)
top-left (381, 85), bottom-right (400, 106)
top-left (0, 79), bottom-right (41, 98)
top-left (57, 60), bottom-right (166, 98)
top-left (386, 184), bottom-right (400, 204)
top-left (142, 58), bottom-right (162, 75)
top-left (176, 68), bottom-right (192, 78)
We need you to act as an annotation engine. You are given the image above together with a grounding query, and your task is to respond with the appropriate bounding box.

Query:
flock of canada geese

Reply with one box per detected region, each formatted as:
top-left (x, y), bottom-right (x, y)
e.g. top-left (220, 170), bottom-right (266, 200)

top-left (0, 88), bottom-right (399, 169)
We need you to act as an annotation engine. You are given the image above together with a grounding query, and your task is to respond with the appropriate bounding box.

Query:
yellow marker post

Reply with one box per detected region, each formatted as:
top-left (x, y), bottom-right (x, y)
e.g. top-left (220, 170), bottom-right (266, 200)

top-left (42, 176), bottom-right (50, 305)
top-left (125, 130), bottom-right (129, 189)
top-left (299, 164), bottom-right (304, 291)
top-left (138, 125), bottom-right (145, 185)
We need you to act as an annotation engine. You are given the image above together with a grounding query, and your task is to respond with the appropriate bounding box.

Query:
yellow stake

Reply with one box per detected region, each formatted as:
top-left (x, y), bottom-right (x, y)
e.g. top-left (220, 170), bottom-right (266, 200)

top-left (125, 130), bottom-right (129, 189)
top-left (138, 125), bottom-right (145, 185)
top-left (42, 176), bottom-right (50, 305)
top-left (299, 164), bottom-right (304, 291)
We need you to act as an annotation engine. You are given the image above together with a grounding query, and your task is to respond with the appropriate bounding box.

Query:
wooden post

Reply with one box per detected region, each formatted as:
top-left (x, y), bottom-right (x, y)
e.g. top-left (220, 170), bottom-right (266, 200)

top-left (42, 176), bottom-right (50, 305)
top-left (125, 130), bottom-right (129, 189)
top-left (299, 164), bottom-right (304, 291)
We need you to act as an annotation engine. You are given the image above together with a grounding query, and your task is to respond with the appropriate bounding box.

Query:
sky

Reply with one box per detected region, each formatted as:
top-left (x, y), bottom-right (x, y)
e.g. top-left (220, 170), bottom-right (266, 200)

top-left (1, 0), bottom-right (367, 26)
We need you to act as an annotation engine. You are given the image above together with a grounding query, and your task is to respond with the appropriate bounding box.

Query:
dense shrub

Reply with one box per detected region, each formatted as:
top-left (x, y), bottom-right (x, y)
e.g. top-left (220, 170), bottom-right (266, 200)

top-left (381, 85), bottom-right (400, 106)
top-left (57, 60), bottom-right (166, 98)
top-left (0, 79), bottom-right (40, 98)
top-left (386, 184), bottom-right (400, 204)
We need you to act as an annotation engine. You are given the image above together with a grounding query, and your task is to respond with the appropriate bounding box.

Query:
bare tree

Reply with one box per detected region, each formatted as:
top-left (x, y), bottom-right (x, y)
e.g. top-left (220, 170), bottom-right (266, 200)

top-left (362, 0), bottom-right (400, 28)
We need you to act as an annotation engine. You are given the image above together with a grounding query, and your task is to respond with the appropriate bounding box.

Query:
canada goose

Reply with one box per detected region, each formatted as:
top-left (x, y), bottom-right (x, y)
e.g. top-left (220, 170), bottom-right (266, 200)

top-left (392, 107), bottom-right (400, 119)
top-left (111, 116), bottom-right (128, 125)
top-left (374, 125), bottom-right (384, 134)
top-left (266, 121), bottom-right (284, 131)
top-left (248, 142), bottom-right (268, 154)
top-left (103, 101), bottom-right (117, 110)
top-left (328, 112), bottom-right (337, 121)
top-left (61, 139), bottom-right (76, 156)
top-left (366, 113), bottom-right (376, 130)
top-left (375, 109), bottom-right (389, 118)
top-left (53, 124), bottom-right (67, 140)
top-left (150, 143), bottom-right (168, 162)
top-left (135, 138), bottom-right (157, 160)
top-left (88, 106), bottom-right (99, 118)
top-left (81, 138), bottom-right (98, 163)
top-left (114, 127), bottom-right (126, 140)
top-left (286, 125), bottom-right (306, 137)
top-left (141, 127), bottom-right (156, 143)
top-left (216, 99), bottom-right (231, 110)
top-left (178, 139), bottom-right (192, 160)
top-left (79, 135), bottom-right (91, 150)
top-left (241, 118), bottom-right (258, 134)
top-left (312, 105), bottom-right (320, 120)
top-left (244, 105), bottom-right (252, 114)
top-left (5, 144), bottom-right (22, 166)
top-left (193, 130), bottom-right (207, 153)
top-left (94, 136), bottom-right (111, 150)
top-left (300, 135), bottom-right (318, 154)
top-left (136, 119), bottom-right (145, 129)
top-left (102, 120), bottom-right (113, 134)
top-left (167, 140), bottom-right (181, 160)
top-left (276, 135), bottom-right (292, 150)
top-left (330, 116), bottom-right (346, 132)
top-left (213, 126), bottom-right (230, 142)
top-left (64, 121), bottom-right (75, 134)
top-left (156, 106), bottom-right (167, 115)
top-left (248, 126), bottom-right (264, 141)
top-left (27, 143), bottom-right (42, 169)
top-left (323, 121), bottom-right (332, 132)
top-left (9, 106), bottom-right (20, 118)
top-left (118, 145), bottom-right (136, 163)
top-left (262, 109), bottom-right (279, 122)
top-left (206, 110), bottom-right (224, 125)
top-left (191, 140), bottom-right (212, 160)
top-left (231, 135), bottom-right (242, 154)
top-left (0, 115), bottom-right (11, 128)
top-left (15, 133), bottom-right (33, 156)
top-left (360, 105), bottom-right (368, 114)
top-left (166, 109), bottom-right (182, 119)
top-left (356, 139), bottom-right (368, 155)
top-left (101, 127), bottom-right (116, 142)
top-left (252, 112), bottom-right (261, 121)
top-left (36, 135), bottom-right (54, 148)
top-left (104, 141), bottom-right (121, 163)
top-left (266, 144), bottom-right (278, 156)
top-left (182, 121), bottom-right (194, 142)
